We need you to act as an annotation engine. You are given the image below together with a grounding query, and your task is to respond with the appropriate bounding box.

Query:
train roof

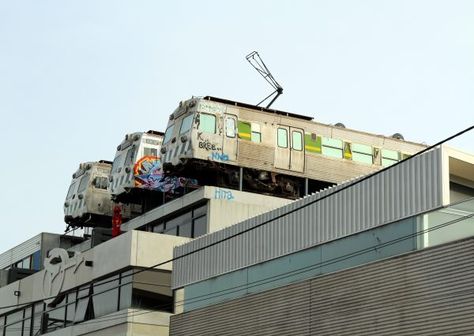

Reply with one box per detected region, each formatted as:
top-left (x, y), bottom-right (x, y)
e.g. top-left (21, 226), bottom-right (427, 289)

top-left (202, 96), bottom-right (314, 122)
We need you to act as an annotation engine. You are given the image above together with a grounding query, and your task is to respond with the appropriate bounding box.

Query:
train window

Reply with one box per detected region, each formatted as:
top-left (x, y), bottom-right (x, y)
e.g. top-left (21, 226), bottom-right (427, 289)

top-left (78, 173), bottom-right (90, 193)
top-left (112, 154), bottom-right (124, 173)
top-left (292, 131), bottom-right (303, 151)
top-left (93, 176), bottom-right (108, 190)
top-left (352, 143), bottom-right (373, 165)
top-left (180, 114), bottom-right (194, 134)
top-left (401, 153), bottom-right (411, 160)
top-left (238, 121), bottom-right (251, 140)
top-left (226, 118), bottom-right (236, 138)
top-left (163, 125), bottom-right (174, 144)
top-left (382, 149), bottom-right (400, 167)
top-left (125, 145), bottom-right (136, 164)
top-left (373, 148), bottom-right (381, 165)
top-left (251, 124), bottom-right (261, 143)
top-left (66, 182), bottom-right (77, 199)
top-left (277, 128), bottom-right (288, 148)
top-left (198, 113), bottom-right (216, 134)
top-left (304, 133), bottom-right (322, 153)
top-left (321, 137), bottom-right (343, 158)
top-left (144, 147), bottom-right (157, 157)
top-left (343, 142), bottom-right (352, 160)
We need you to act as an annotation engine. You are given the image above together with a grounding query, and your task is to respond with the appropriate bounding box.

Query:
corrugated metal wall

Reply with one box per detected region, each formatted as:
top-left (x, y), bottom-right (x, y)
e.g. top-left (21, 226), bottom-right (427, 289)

top-left (170, 236), bottom-right (474, 336)
top-left (0, 234), bottom-right (41, 269)
top-left (173, 148), bottom-right (444, 288)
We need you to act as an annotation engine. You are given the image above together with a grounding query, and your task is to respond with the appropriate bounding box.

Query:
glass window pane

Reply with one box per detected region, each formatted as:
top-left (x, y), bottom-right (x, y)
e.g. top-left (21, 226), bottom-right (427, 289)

top-left (193, 204), bottom-right (207, 218)
top-left (23, 256), bottom-right (31, 269)
top-left (225, 118), bottom-right (236, 138)
top-left (164, 227), bottom-right (178, 236)
top-left (32, 303), bottom-right (44, 336)
top-left (343, 142), bottom-right (352, 159)
top-left (120, 271), bottom-right (133, 310)
top-left (65, 292), bottom-right (76, 325)
top-left (292, 131), bottom-right (303, 151)
top-left (179, 222), bottom-right (192, 238)
top-left (77, 173), bottom-right (90, 193)
top-left (352, 143), bottom-right (372, 154)
top-left (93, 275), bottom-right (119, 317)
top-left (166, 212), bottom-right (192, 230)
top-left (382, 149), bottom-right (399, 160)
top-left (277, 128), bottom-right (288, 148)
top-left (198, 114), bottom-right (216, 134)
top-left (322, 137), bottom-right (343, 148)
top-left (125, 145), bottom-right (136, 164)
top-left (163, 125), bottom-right (174, 144)
top-left (66, 181), bottom-right (76, 198)
top-left (193, 216), bottom-right (207, 237)
top-left (112, 154), bottom-right (124, 174)
top-left (322, 137), bottom-right (343, 158)
top-left (251, 132), bottom-right (261, 143)
top-left (5, 310), bottom-right (23, 336)
top-left (152, 223), bottom-right (164, 233)
top-left (353, 152), bottom-right (373, 165)
top-left (322, 147), bottom-right (343, 158)
top-left (180, 114), bottom-right (194, 135)
top-left (74, 286), bottom-right (91, 323)
top-left (48, 303), bottom-right (66, 331)
top-left (144, 147), bottom-right (157, 157)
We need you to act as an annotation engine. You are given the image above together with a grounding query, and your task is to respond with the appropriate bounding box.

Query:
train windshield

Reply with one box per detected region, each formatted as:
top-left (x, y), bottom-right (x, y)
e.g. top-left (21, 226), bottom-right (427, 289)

top-left (78, 173), bottom-right (90, 193)
top-left (66, 181), bottom-right (76, 199)
top-left (198, 113), bottom-right (216, 134)
top-left (112, 154), bottom-right (125, 173)
top-left (179, 114), bottom-right (194, 134)
top-left (163, 125), bottom-right (174, 144)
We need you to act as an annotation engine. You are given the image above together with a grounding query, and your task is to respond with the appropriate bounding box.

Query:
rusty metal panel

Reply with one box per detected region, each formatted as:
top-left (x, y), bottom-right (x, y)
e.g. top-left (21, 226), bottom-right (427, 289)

top-left (170, 237), bottom-right (474, 336)
top-left (173, 148), bottom-right (444, 289)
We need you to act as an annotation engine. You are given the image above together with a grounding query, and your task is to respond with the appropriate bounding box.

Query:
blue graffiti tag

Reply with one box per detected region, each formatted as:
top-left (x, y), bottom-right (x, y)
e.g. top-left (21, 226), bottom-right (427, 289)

top-left (214, 188), bottom-right (234, 200)
top-left (209, 152), bottom-right (229, 161)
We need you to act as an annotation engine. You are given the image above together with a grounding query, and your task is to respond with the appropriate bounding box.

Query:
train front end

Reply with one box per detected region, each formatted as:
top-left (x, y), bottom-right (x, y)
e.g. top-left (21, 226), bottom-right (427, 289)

top-left (109, 130), bottom-right (164, 203)
top-left (161, 97), bottom-right (238, 182)
top-left (64, 161), bottom-right (114, 228)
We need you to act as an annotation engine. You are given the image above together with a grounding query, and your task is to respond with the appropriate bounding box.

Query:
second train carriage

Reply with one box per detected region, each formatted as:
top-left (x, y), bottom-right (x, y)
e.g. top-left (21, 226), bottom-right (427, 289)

top-left (161, 96), bottom-right (427, 197)
top-left (109, 130), bottom-right (198, 209)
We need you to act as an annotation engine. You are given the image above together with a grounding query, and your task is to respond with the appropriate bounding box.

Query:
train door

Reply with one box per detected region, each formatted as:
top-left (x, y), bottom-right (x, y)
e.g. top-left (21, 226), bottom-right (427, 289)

top-left (275, 126), bottom-right (291, 170)
top-left (290, 128), bottom-right (304, 172)
top-left (222, 114), bottom-right (238, 162)
top-left (274, 126), bottom-right (305, 172)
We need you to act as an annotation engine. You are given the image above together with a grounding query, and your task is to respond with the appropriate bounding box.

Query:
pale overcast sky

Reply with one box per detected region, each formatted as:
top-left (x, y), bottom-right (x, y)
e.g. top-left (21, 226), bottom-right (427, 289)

top-left (0, 0), bottom-right (473, 253)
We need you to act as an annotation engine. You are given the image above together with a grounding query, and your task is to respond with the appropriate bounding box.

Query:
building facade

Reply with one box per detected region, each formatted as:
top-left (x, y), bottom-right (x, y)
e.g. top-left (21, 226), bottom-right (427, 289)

top-left (169, 145), bottom-right (474, 335)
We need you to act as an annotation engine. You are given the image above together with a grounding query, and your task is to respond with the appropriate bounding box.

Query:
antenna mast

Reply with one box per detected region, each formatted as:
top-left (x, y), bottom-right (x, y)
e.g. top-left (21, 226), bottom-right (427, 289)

top-left (246, 51), bottom-right (283, 109)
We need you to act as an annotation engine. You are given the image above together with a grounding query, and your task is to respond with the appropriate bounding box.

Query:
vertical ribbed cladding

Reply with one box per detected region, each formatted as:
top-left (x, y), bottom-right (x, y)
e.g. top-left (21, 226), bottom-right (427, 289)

top-left (171, 238), bottom-right (474, 336)
top-left (0, 234), bottom-right (42, 269)
top-left (172, 148), bottom-right (444, 289)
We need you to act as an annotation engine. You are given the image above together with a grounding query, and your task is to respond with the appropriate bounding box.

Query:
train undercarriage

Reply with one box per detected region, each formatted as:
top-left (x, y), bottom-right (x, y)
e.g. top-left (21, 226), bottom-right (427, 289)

top-left (163, 159), bottom-right (334, 199)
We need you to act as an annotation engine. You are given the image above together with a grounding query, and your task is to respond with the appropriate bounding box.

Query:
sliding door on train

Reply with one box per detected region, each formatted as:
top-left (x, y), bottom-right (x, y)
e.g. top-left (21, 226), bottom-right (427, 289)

top-left (274, 126), bottom-right (305, 173)
top-left (222, 114), bottom-right (238, 162)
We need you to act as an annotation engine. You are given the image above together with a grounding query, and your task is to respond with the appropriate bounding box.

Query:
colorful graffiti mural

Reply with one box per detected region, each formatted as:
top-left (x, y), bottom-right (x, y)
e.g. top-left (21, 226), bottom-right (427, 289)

top-left (133, 156), bottom-right (198, 193)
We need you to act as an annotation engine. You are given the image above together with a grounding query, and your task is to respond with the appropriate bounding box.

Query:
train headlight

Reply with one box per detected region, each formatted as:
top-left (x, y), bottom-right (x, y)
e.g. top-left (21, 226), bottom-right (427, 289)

top-left (109, 175), bottom-right (113, 182)
top-left (64, 202), bottom-right (69, 208)
top-left (125, 167), bottom-right (131, 173)
top-left (180, 135), bottom-right (188, 143)
top-left (78, 194), bottom-right (84, 200)
top-left (160, 147), bottom-right (167, 154)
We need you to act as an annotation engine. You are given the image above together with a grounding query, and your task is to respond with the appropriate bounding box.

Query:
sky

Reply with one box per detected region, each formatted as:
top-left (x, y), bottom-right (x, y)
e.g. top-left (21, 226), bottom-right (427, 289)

top-left (0, 0), bottom-right (473, 253)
